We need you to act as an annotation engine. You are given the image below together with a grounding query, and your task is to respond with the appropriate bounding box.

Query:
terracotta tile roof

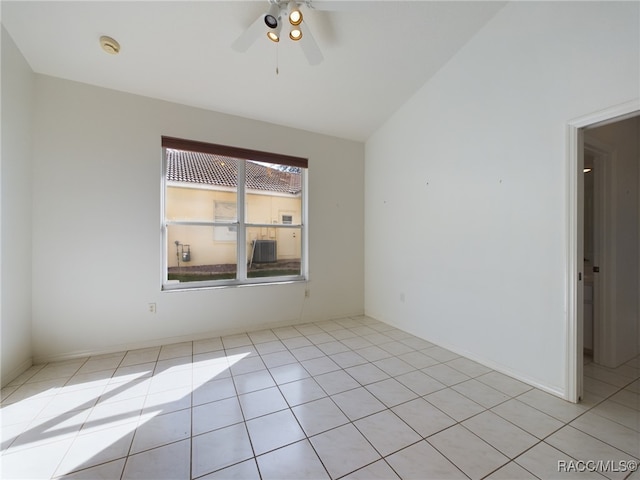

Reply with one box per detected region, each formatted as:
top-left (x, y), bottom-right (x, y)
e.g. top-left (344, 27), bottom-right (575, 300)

top-left (166, 149), bottom-right (302, 195)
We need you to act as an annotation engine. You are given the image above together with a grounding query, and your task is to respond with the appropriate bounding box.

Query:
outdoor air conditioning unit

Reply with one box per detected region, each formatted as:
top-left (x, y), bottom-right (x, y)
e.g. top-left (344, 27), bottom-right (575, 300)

top-left (253, 240), bottom-right (277, 263)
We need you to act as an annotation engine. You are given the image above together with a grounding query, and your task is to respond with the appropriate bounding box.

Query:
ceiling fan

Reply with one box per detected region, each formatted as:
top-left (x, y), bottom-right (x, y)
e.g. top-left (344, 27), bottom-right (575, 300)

top-left (232, 0), bottom-right (326, 65)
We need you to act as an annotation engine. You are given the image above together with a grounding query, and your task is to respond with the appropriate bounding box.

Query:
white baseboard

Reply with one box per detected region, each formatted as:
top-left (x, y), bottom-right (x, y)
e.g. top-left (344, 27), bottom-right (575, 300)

top-left (32, 310), bottom-right (366, 365)
top-left (1, 357), bottom-right (34, 388)
top-left (367, 312), bottom-right (567, 401)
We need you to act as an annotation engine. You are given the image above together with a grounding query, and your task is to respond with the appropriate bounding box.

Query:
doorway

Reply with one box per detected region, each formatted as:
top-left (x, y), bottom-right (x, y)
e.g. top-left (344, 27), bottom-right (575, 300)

top-left (567, 100), bottom-right (640, 403)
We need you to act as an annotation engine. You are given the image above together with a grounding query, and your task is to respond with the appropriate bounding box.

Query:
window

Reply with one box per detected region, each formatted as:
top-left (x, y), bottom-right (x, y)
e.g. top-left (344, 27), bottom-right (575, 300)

top-left (162, 136), bottom-right (307, 289)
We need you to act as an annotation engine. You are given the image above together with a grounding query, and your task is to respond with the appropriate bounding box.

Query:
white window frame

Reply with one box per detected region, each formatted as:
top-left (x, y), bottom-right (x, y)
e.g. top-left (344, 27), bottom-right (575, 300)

top-left (161, 137), bottom-right (308, 291)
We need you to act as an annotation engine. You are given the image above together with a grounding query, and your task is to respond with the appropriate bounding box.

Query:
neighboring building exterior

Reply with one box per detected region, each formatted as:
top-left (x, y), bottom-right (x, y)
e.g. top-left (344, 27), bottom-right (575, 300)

top-left (165, 149), bottom-right (302, 270)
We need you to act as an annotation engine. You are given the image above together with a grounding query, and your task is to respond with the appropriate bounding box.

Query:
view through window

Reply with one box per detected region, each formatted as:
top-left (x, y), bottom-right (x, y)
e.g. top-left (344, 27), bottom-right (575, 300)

top-left (162, 137), bottom-right (307, 289)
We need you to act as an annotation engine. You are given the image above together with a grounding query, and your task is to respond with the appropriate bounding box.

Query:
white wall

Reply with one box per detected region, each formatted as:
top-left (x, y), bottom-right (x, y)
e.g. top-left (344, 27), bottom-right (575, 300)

top-left (587, 117), bottom-right (639, 366)
top-left (31, 75), bottom-right (364, 362)
top-left (1, 26), bottom-right (34, 384)
top-left (365, 2), bottom-right (639, 397)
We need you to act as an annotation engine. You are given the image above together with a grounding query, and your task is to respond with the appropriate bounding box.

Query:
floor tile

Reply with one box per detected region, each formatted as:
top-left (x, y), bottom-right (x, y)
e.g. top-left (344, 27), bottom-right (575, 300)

top-left (386, 440), bottom-right (467, 479)
top-left (446, 357), bottom-right (492, 377)
top-left (192, 377), bottom-right (236, 406)
top-left (233, 369), bottom-right (276, 395)
top-left (200, 459), bottom-right (260, 479)
top-left (56, 422), bottom-right (136, 476)
top-left (292, 397), bottom-right (349, 436)
top-left (452, 379), bottom-right (510, 409)
top-left (397, 351), bottom-right (440, 369)
top-left (192, 396), bottom-right (244, 435)
top-left (380, 341), bottom-right (415, 356)
top-left (484, 461), bottom-right (539, 479)
top-left (571, 410), bottom-right (640, 458)
top-left (515, 442), bottom-right (602, 479)
top-left (331, 387), bottom-right (387, 420)
top-left (238, 386), bottom-right (288, 419)
top-left (300, 356), bottom-right (340, 376)
top-left (221, 333), bottom-right (252, 349)
top-left (373, 357), bottom-right (416, 376)
top-left (75, 353), bottom-right (125, 375)
top-left (254, 340), bottom-right (287, 355)
top-left (158, 341), bottom-right (192, 361)
top-left (517, 388), bottom-right (589, 423)
top-left (193, 337), bottom-right (223, 355)
top-left (314, 370), bottom-right (360, 395)
top-left (4, 322), bottom-right (636, 480)
top-left (248, 330), bottom-right (279, 344)
top-left (591, 400), bottom-right (640, 432)
top-left (429, 424), bottom-right (509, 479)
top-left (392, 397), bottom-right (456, 438)
top-left (422, 346), bottom-right (460, 362)
top-left (395, 370), bottom-right (446, 396)
top-left (256, 439), bottom-right (329, 479)
top-left (268, 363), bottom-right (310, 385)
top-left (425, 388), bottom-right (485, 422)
top-left (345, 363), bottom-right (390, 385)
top-left (273, 327), bottom-right (303, 340)
top-left (477, 371), bottom-right (533, 396)
top-left (309, 423), bottom-right (381, 478)
top-left (423, 364), bottom-right (471, 386)
top-left (281, 336), bottom-right (312, 349)
top-left (609, 389), bottom-right (640, 410)
top-left (291, 345), bottom-right (325, 362)
top-left (142, 386), bottom-right (192, 415)
top-left (462, 410), bottom-right (538, 458)
top-left (56, 458), bottom-right (126, 480)
top-left (229, 356), bottom-right (266, 376)
top-left (192, 423), bottom-right (253, 477)
top-left (246, 409), bottom-right (305, 455)
top-left (343, 460), bottom-right (400, 479)
top-left (120, 348), bottom-right (161, 368)
top-left (491, 399), bottom-right (564, 439)
top-left (261, 350), bottom-right (298, 369)
top-left (1, 438), bottom-right (75, 479)
top-left (279, 377), bottom-right (327, 406)
top-left (356, 345), bottom-right (393, 362)
top-left (122, 438), bottom-right (190, 479)
top-left (307, 333), bottom-right (338, 346)
top-left (366, 378), bottom-right (419, 407)
top-left (330, 351), bottom-right (367, 368)
top-left (354, 410), bottom-right (421, 456)
top-left (546, 426), bottom-right (637, 480)
top-left (129, 408), bottom-right (190, 454)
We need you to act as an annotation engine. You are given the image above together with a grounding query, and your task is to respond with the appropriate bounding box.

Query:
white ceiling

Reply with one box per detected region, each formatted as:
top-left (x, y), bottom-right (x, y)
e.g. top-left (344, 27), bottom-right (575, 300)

top-left (2, 1), bottom-right (505, 142)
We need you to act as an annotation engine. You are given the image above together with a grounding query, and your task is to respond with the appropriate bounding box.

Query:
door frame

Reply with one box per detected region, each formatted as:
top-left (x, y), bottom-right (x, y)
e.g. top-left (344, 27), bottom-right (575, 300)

top-left (566, 98), bottom-right (639, 403)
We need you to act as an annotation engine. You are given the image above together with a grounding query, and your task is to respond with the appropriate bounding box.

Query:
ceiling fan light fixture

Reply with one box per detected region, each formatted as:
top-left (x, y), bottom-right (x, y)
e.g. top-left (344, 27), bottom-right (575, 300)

top-left (264, 4), bottom-right (280, 29)
top-left (267, 22), bottom-right (282, 42)
top-left (288, 2), bottom-right (303, 25)
top-left (289, 26), bottom-right (303, 41)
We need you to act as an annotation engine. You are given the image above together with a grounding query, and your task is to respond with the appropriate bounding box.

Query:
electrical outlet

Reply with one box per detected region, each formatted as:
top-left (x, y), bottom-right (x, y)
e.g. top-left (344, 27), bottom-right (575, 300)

top-left (304, 288), bottom-right (310, 298)
top-left (148, 303), bottom-right (156, 314)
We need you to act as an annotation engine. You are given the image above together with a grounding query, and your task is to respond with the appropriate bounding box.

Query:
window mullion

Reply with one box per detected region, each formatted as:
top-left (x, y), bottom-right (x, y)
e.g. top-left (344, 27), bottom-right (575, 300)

top-left (237, 160), bottom-right (247, 281)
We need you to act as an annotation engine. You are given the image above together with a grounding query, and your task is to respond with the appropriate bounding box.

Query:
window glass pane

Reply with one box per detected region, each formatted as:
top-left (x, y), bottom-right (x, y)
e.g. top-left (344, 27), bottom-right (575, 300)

top-left (166, 149), bottom-right (238, 222)
top-left (245, 160), bottom-right (302, 225)
top-left (166, 224), bottom-right (236, 282)
top-left (246, 226), bottom-right (302, 278)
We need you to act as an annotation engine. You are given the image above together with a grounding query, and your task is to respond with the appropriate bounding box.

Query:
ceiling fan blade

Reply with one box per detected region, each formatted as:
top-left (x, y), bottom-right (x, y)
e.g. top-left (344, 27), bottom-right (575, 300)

top-left (299, 23), bottom-right (324, 65)
top-left (232, 14), bottom-right (265, 52)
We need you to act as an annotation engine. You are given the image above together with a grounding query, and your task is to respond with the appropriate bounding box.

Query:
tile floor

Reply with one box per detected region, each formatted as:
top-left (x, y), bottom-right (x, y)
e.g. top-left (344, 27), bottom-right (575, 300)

top-left (1, 315), bottom-right (639, 479)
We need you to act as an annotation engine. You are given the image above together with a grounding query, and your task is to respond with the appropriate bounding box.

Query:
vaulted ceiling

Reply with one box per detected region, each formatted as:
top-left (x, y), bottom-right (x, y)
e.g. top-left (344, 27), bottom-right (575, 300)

top-left (2, 1), bottom-right (505, 141)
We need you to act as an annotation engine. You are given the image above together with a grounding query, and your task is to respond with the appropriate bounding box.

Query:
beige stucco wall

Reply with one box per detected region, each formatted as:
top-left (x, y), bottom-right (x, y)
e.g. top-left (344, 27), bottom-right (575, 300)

top-left (166, 184), bottom-right (302, 267)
